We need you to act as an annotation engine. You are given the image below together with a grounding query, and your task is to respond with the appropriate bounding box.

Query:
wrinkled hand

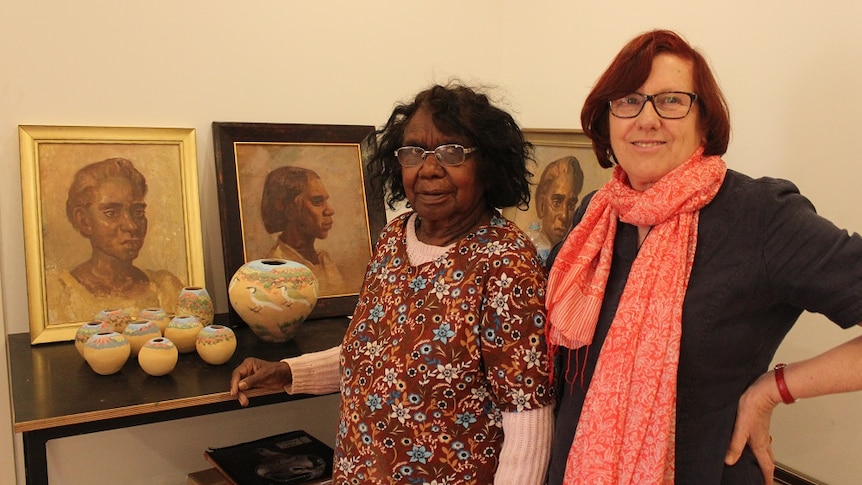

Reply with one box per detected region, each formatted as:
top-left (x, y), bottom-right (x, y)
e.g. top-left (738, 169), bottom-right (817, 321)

top-left (725, 372), bottom-right (781, 485)
top-left (229, 357), bottom-right (293, 407)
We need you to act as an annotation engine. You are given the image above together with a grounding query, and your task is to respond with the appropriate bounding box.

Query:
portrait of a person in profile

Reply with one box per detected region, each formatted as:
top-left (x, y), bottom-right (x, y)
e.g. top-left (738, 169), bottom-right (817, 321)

top-left (46, 158), bottom-right (185, 322)
top-left (261, 165), bottom-right (347, 295)
top-left (535, 155), bottom-right (585, 246)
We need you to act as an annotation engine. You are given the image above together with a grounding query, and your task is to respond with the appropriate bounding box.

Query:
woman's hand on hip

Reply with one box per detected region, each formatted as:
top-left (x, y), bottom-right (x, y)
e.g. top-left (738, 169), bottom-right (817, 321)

top-left (725, 371), bottom-right (781, 485)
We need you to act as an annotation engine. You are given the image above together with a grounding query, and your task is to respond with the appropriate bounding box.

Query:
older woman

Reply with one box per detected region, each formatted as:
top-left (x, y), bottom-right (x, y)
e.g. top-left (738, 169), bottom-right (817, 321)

top-left (546, 30), bottom-right (862, 484)
top-left (232, 83), bottom-right (555, 484)
top-left (47, 158), bottom-right (184, 323)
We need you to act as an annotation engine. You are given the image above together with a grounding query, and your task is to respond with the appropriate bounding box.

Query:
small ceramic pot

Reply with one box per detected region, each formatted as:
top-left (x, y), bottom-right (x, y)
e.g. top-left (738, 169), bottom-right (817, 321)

top-left (122, 319), bottom-right (161, 357)
top-left (83, 331), bottom-right (130, 375)
top-left (195, 324), bottom-right (237, 365)
top-left (164, 314), bottom-right (203, 354)
top-left (94, 308), bottom-right (133, 334)
top-left (177, 286), bottom-right (214, 326)
top-left (138, 307), bottom-right (172, 335)
top-left (228, 259), bottom-right (319, 343)
top-left (138, 337), bottom-right (179, 376)
top-left (74, 320), bottom-right (113, 359)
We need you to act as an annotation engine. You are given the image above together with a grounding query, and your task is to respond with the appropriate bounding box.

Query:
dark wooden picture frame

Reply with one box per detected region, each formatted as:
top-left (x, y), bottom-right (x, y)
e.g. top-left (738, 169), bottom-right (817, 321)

top-left (18, 125), bottom-right (205, 344)
top-left (213, 122), bottom-right (385, 325)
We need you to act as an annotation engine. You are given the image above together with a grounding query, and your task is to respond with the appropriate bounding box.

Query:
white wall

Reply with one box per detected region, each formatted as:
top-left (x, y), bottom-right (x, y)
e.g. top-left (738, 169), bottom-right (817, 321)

top-left (2, 1), bottom-right (862, 484)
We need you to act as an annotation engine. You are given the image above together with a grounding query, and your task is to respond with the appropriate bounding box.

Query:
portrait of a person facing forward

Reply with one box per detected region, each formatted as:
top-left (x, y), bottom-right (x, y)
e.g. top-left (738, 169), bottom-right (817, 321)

top-left (46, 157), bottom-right (185, 323)
top-left (535, 155), bottom-right (584, 247)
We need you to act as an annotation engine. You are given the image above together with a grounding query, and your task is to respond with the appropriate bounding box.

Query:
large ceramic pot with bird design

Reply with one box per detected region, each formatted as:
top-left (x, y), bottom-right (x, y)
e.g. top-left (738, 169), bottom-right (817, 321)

top-left (228, 259), bottom-right (319, 343)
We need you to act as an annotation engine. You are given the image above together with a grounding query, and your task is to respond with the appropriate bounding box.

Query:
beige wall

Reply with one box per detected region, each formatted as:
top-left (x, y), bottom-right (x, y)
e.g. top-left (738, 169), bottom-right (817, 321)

top-left (0, 276), bottom-right (16, 484)
top-left (3, 1), bottom-right (862, 483)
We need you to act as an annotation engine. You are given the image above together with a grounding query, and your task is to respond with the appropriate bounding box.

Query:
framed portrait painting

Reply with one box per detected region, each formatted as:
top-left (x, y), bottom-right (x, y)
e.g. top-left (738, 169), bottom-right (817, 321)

top-left (212, 122), bottom-right (385, 324)
top-left (18, 125), bottom-right (206, 344)
top-left (503, 129), bottom-right (612, 249)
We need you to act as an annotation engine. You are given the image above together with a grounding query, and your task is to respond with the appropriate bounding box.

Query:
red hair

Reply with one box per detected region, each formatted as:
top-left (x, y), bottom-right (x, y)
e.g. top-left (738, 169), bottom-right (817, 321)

top-left (581, 29), bottom-right (731, 168)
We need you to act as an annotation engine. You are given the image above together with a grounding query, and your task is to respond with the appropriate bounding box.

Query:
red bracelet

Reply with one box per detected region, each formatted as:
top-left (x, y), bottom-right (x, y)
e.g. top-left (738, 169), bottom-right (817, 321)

top-left (774, 363), bottom-right (796, 404)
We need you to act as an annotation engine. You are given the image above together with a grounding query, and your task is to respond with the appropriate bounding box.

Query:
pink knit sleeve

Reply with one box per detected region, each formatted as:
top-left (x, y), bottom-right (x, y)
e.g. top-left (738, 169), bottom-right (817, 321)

top-left (281, 346), bottom-right (341, 395)
top-left (495, 405), bottom-right (554, 485)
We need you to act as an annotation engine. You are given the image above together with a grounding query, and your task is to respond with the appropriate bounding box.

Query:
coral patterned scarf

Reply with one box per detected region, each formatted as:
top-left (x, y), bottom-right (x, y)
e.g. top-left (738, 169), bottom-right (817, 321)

top-left (546, 147), bottom-right (726, 484)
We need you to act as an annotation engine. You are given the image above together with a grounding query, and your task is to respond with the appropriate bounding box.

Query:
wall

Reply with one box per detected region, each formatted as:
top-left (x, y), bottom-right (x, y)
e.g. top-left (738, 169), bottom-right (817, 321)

top-left (1, 274), bottom-right (16, 484)
top-left (2, 1), bottom-right (862, 483)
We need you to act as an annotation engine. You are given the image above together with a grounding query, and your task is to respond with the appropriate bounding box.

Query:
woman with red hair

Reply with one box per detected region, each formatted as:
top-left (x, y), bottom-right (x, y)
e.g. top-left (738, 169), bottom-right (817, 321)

top-left (546, 29), bottom-right (862, 484)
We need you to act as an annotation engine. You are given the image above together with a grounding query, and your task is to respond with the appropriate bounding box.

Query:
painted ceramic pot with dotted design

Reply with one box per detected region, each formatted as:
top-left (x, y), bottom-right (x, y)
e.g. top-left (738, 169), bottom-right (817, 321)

top-left (94, 308), bottom-right (133, 334)
top-left (138, 337), bottom-right (179, 376)
top-left (177, 286), bottom-right (214, 326)
top-left (228, 259), bottom-right (319, 343)
top-left (122, 319), bottom-right (161, 357)
top-left (164, 314), bottom-right (203, 353)
top-left (74, 320), bottom-right (112, 359)
top-left (195, 324), bottom-right (237, 365)
top-left (138, 307), bottom-right (172, 335)
top-left (83, 331), bottom-right (130, 375)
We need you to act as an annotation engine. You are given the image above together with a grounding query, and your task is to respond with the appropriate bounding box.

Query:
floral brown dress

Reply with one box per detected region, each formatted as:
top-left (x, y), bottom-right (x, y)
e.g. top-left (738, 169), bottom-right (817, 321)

top-left (334, 212), bottom-right (553, 484)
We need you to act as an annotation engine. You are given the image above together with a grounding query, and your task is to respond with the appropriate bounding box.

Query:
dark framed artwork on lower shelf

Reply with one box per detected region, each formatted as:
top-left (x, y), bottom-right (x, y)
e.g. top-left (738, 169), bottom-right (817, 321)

top-left (212, 122), bottom-right (385, 324)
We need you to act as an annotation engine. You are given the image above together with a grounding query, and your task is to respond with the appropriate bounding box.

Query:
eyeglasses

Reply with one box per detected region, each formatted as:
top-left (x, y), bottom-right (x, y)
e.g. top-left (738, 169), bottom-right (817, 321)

top-left (394, 144), bottom-right (478, 167)
top-left (608, 91), bottom-right (698, 119)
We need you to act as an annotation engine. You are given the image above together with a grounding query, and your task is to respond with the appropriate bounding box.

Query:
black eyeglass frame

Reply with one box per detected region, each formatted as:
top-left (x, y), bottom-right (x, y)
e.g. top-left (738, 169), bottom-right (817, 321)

top-left (608, 91), bottom-right (699, 120)
top-left (393, 144), bottom-right (478, 167)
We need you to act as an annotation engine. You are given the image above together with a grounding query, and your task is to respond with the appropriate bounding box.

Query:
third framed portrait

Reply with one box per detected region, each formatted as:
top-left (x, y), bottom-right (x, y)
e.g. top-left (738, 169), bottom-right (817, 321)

top-left (213, 122), bottom-right (385, 324)
top-left (503, 129), bottom-right (612, 249)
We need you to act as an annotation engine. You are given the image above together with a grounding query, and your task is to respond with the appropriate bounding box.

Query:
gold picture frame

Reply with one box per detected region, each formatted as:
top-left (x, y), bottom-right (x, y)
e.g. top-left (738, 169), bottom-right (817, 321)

top-left (19, 125), bottom-right (206, 344)
top-left (503, 129), bottom-right (612, 246)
